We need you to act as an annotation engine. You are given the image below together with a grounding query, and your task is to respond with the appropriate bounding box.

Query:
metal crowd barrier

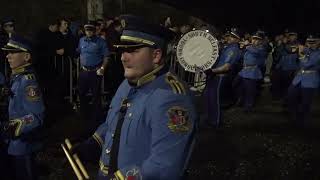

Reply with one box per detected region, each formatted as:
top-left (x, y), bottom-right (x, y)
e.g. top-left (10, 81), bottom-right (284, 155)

top-left (0, 52), bottom-right (120, 112)
top-left (53, 56), bottom-right (74, 104)
top-left (52, 53), bottom-right (119, 108)
top-left (69, 56), bottom-right (73, 104)
top-left (0, 51), bottom-right (203, 109)
top-left (3, 51), bottom-right (205, 110)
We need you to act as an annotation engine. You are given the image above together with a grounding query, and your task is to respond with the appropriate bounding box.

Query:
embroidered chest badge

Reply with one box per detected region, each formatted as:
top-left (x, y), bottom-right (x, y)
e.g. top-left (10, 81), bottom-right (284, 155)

top-left (23, 115), bottom-right (34, 124)
top-left (25, 85), bottom-right (40, 101)
top-left (167, 106), bottom-right (191, 133)
top-left (125, 168), bottom-right (142, 180)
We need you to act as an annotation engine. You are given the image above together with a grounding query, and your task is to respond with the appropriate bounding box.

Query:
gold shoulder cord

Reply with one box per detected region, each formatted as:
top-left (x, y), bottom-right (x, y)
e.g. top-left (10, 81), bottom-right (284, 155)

top-left (165, 73), bottom-right (186, 95)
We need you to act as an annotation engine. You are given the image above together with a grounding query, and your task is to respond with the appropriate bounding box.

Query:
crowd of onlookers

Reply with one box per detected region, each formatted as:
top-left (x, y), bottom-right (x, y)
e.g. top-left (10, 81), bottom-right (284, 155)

top-left (0, 15), bottom-right (319, 110)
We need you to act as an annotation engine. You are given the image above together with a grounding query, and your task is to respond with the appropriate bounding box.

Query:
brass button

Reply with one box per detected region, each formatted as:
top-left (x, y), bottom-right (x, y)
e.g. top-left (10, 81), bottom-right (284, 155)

top-left (111, 133), bottom-right (114, 138)
top-left (128, 113), bottom-right (132, 117)
top-left (127, 103), bottom-right (131, 107)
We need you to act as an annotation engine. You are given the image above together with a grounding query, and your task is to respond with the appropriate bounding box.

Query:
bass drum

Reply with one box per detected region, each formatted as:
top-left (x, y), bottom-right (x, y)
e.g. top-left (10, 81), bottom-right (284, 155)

top-left (170, 30), bottom-right (219, 92)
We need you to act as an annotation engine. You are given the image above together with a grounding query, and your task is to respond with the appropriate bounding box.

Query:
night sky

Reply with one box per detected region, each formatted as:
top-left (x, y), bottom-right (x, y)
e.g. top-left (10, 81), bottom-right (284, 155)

top-left (155, 0), bottom-right (320, 36)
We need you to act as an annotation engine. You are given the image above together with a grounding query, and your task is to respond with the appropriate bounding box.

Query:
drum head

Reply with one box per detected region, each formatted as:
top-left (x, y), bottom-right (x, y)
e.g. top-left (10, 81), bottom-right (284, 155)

top-left (176, 30), bottom-right (219, 73)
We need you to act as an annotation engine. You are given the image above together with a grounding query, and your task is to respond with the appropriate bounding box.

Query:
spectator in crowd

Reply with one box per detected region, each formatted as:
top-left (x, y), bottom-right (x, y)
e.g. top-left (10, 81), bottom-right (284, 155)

top-left (105, 16), bottom-right (114, 29)
top-left (57, 17), bottom-right (77, 58)
top-left (33, 18), bottom-right (64, 91)
top-left (0, 17), bottom-right (16, 75)
top-left (96, 18), bottom-right (105, 36)
top-left (55, 17), bottom-right (78, 100)
top-left (105, 20), bottom-right (123, 51)
top-left (103, 20), bottom-right (125, 94)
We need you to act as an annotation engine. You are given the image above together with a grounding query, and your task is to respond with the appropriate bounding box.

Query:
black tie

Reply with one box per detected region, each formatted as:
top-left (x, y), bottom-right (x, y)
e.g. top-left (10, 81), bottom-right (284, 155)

top-left (109, 98), bottom-right (129, 174)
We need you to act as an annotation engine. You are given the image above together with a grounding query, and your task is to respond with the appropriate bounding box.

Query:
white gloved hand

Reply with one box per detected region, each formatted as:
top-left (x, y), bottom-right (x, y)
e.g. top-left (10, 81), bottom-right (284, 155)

top-left (96, 67), bottom-right (105, 76)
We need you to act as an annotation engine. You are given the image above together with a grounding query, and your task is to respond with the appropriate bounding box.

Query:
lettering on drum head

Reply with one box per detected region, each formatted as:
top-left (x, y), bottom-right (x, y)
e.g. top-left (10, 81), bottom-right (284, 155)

top-left (176, 30), bottom-right (219, 72)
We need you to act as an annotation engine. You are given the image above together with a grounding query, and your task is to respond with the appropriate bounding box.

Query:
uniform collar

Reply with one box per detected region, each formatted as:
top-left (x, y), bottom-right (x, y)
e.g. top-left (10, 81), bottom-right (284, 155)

top-left (309, 47), bottom-right (320, 52)
top-left (252, 44), bottom-right (264, 49)
top-left (288, 40), bottom-right (298, 45)
top-left (303, 47), bottom-right (315, 54)
top-left (229, 42), bottom-right (239, 47)
top-left (223, 43), bottom-right (237, 50)
top-left (11, 63), bottom-right (32, 75)
top-left (85, 35), bottom-right (98, 42)
top-left (134, 64), bottom-right (167, 87)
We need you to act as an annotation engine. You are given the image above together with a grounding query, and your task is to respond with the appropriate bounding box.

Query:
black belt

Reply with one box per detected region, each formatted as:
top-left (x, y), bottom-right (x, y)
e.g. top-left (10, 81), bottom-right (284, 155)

top-left (243, 65), bottom-right (257, 69)
top-left (81, 66), bottom-right (100, 71)
top-left (298, 69), bottom-right (317, 74)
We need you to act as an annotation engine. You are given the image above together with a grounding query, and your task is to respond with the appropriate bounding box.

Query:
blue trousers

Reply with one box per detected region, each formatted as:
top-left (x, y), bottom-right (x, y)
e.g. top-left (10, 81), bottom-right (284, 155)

top-left (0, 143), bottom-right (12, 180)
top-left (11, 154), bottom-right (37, 180)
top-left (79, 70), bottom-right (103, 123)
top-left (287, 83), bottom-right (315, 127)
top-left (271, 69), bottom-right (296, 100)
top-left (205, 75), bottom-right (225, 126)
top-left (234, 76), bottom-right (258, 111)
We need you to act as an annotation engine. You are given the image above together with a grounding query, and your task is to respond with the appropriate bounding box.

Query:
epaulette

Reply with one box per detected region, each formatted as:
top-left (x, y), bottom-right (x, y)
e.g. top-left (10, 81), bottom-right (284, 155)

top-left (24, 74), bottom-right (35, 80)
top-left (92, 133), bottom-right (103, 148)
top-left (165, 72), bottom-right (186, 95)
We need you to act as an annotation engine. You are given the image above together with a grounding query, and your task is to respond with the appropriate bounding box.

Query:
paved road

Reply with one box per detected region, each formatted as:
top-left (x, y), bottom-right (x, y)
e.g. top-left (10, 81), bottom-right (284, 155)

top-left (37, 87), bottom-right (320, 180)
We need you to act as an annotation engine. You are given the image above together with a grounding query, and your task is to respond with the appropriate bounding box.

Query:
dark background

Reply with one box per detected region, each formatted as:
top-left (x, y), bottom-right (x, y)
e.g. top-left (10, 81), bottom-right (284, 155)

top-left (1, 1), bottom-right (320, 179)
top-left (155, 0), bottom-right (320, 36)
top-left (0, 0), bottom-right (319, 37)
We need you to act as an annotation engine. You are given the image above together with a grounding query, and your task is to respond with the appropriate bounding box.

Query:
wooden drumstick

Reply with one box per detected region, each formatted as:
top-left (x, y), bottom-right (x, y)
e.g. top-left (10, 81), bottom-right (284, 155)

top-left (65, 139), bottom-right (90, 179)
top-left (61, 144), bottom-right (84, 180)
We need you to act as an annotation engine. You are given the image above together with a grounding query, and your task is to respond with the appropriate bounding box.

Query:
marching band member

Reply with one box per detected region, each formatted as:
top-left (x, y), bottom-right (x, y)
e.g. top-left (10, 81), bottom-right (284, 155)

top-left (271, 30), bottom-right (299, 100)
top-left (71, 15), bottom-right (197, 180)
top-left (205, 28), bottom-right (241, 127)
top-left (0, 35), bottom-right (45, 180)
top-left (287, 34), bottom-right (320, 128)
top-left (234, 31), bottom-right (268, 113)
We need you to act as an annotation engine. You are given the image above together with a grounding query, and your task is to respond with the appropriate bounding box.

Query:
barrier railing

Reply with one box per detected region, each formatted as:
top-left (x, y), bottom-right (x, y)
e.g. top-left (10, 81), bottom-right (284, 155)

top-left (52, 54), bottom-right (119, 108)
top-left (52, 56), bottom-right (74, 104)
top-left (68, 56), bottom-right (73, 104)
top-left (1, 50), bottom-right (204, 111)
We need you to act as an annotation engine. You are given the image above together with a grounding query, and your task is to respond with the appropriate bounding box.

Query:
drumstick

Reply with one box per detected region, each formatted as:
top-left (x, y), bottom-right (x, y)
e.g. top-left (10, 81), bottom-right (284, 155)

top-left (65, 139), bottom-right (90, 179)
top-left (61, 144), bottom-right (84, 180)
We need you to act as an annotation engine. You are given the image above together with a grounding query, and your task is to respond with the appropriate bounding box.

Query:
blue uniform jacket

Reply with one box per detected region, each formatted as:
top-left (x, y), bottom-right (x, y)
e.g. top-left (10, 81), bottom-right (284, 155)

top-left (78, 35), bottom-right (110, 67)
top-left (239, 45), bottom-right (267, 80)
top-left (258, 42), bottom-right (270, 69)
top-left (93, 65), bottom-right (197, 180)
top-left (214, 43), bottom-right (241, 68)
top-left (276, 44), bottom-right (299, 71)
top-left (292, 48), bottom-right (320, 88)
top-left (7, 64), bottom-right (45, 155)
